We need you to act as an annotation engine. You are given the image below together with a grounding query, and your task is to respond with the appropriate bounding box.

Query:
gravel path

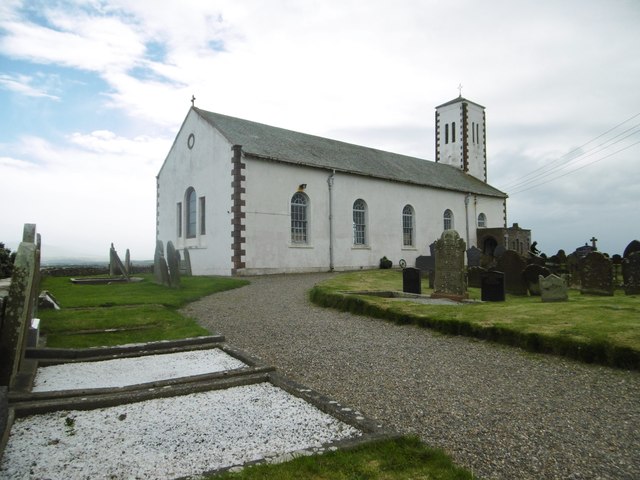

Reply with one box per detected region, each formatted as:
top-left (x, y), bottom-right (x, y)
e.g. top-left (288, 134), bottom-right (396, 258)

top-left (183, 273), bottom-right (640, 480)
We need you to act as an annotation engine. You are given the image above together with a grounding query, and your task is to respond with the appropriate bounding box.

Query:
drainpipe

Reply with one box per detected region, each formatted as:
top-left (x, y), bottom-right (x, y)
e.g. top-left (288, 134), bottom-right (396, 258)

top-left (327, 170), bottom-right (335, 271)
top-left (464, 193), bottom-right (471, 248)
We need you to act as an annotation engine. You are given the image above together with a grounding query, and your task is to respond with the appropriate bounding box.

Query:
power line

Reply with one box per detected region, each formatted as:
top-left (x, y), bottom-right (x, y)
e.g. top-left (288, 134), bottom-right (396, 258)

top-left (499, 112), bottom-right (640, 191)
top-left (510, 139), bottom-right (640, 195)
top-left (506, 124), bottom-right (640, 192)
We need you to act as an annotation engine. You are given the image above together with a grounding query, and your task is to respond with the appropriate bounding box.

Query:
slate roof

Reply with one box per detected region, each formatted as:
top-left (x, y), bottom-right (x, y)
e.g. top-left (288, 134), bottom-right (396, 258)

top-left (194, 107), bottom-right (506, 198)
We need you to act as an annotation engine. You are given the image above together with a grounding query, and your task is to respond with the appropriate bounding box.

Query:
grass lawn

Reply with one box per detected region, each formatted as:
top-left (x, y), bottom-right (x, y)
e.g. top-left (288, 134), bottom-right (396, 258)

top-left (37, 274), bottom-right (249, 348)
top-left (211, 436), bottom-right (474, 480)
top-left (310, 269), bottom-right (640, 369)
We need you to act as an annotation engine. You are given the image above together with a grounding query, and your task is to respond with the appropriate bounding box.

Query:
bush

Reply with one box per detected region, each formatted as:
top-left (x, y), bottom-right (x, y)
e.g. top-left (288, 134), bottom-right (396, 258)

top-left (379, 256), bottom-right (392, 269)
top-left (0, 242), bottom-right (16, 278)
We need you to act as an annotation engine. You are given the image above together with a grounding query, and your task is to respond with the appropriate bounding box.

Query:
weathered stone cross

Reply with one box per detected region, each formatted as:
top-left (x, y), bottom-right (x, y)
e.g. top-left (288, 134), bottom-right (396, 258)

top-left (590, 236), bottom-right (598, 249)
top-left (191, 95), bottom-right (196, 107)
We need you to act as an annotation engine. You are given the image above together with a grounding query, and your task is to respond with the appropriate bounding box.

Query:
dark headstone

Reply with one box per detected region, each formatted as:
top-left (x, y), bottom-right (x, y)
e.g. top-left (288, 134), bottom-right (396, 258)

top-left (467, 266), bottom-right (486, 288)
top-left (481, 270), bottom-right (505, 302)
top-left (429, 241), bottom-right (436, 257)
top-left (466, 246), bottom-right (482, 267)
top-left (623, 240), bottom-right (640, 259)
top-left (153, 240), bottom-right (170, 287)
top-left (496, 250), bottom-right (528, 295)
top-left (166, 241), bottom-right (181, 288)
top-left (403, 267), bottom-right (421, 294)
top-left (522, 264), bottom-right (552, 296)
top-left (182, 249), bottom-right (193, 276)
top-left (432, 230), bottom-right (467, 300)
top-left (575, 244), bottom-right (595, 259)
top-left (415, 255), bottom-right (435, 274)
top-left (540, 274), bottom-right (568, 302)
top-left (622, 251), bottom-right (640, 295)
top-left (493, 245), bottom-right (506, 258)
top-left (580, 251), bottom-right (614, 296)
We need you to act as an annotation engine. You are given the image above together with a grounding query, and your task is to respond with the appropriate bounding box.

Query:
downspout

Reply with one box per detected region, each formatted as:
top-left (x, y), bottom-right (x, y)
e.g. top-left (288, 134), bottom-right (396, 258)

top-left (327, 170), bottom-right (335, 271)
top-left (464, 193), bottom-right (471, 248)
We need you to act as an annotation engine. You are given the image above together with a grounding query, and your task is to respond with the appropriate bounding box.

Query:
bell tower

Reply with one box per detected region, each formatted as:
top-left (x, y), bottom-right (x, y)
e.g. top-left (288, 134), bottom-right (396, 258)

top-left (435, 95), bottom-right (487, 182)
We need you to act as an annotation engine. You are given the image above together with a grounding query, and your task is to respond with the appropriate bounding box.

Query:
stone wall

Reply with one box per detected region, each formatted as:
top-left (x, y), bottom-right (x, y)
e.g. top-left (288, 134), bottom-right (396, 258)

top-left (41, 265), bottom-right (153, 277)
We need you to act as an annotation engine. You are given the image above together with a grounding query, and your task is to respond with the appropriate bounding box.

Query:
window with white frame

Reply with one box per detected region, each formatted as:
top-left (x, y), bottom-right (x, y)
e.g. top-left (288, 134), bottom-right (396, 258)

top-left (478, 212), bottom-right (486, 228)
top-left (443, 209), bottom-right (454, 230)
top-left (353, 199), bottom-right (367, 245)
top-left (402, 204), bottom-right (414, 247)
top-left (291, 192), bottom-right (309, 244)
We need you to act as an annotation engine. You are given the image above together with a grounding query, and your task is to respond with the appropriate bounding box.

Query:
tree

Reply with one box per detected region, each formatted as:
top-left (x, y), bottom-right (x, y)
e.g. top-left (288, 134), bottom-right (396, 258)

top-left (0, 243), bottom-right (16, 278)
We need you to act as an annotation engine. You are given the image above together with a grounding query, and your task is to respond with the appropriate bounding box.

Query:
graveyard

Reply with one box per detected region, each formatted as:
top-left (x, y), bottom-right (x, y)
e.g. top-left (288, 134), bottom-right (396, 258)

top-left (0, 226), bottom-right (474, 479)
top-left (311, 269), bottom-right (640, 370)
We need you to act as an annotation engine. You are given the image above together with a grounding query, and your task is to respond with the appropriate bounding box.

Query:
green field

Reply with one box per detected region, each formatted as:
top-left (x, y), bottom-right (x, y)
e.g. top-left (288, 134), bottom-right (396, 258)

top-left (37, 274), bottom-right (248, 347)
top-left (310, 269), bottom-right (640, 369)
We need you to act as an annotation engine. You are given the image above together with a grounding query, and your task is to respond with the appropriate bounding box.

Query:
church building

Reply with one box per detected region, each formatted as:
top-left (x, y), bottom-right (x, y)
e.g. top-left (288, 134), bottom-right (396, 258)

top-left (156, 96), bottom-right (508, 276)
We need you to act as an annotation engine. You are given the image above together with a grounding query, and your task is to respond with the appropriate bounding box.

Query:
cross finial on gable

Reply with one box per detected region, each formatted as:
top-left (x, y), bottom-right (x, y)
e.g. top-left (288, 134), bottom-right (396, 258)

top-left (191, 95), bottom-right (196, 107)
top-left (457, 83), bottom-right (463, 97)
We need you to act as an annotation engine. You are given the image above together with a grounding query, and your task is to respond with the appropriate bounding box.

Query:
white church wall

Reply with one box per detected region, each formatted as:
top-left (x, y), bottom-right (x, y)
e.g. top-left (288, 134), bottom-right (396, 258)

top-left (157, 111), bottom-right (233, 276)
top-left (242, 160), bottom-right (332, 274)
top-left (239, 160), bottom-right (506, 274)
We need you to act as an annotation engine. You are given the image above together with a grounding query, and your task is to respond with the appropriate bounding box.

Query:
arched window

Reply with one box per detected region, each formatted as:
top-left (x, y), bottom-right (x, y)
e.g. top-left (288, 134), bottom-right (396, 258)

top-left (478, 213), bottom-right (487, 228)
top-left (443, 209), bottom-right (454, 231)
top-left (353, 199), bottom-right (367, 245)
top-left (452, 122), bottom-right (456, 143)
top-left (402, 205), bottom-right (414, 247)
top-left (186, 187), bottom-right (197, 238)
top-left (291, 192), bottom-right (308, 244)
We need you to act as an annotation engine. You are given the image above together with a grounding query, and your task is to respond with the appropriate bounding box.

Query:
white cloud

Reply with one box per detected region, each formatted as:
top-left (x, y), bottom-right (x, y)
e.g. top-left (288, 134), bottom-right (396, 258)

top-left (0, 73), bottom-right (60, 99)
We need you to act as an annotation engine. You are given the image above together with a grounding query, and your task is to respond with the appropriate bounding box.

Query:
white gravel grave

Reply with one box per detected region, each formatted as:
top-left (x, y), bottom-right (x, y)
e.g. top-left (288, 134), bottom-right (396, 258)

top-left (0, 382), bottom-right (362, 479)
top-left (32, 348), bottom-right (248, 392)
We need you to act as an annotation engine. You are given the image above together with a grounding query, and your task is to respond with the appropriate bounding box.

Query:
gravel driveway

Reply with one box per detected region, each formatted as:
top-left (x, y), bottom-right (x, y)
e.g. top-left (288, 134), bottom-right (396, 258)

top-left (183, 273), bottom-right (640, 480)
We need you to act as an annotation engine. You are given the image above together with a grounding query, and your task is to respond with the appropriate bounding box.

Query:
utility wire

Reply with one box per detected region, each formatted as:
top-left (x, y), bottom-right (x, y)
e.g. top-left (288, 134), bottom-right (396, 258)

top-left (510, 139), bottom-right (640, 195)
top-left (506, 124), bottom-right (640, 191)
top-left (499, 112), bottom-right (640, 191)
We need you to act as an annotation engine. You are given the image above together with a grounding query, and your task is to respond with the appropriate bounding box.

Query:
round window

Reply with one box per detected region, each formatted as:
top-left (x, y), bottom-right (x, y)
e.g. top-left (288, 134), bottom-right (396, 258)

top-left (187, 133), bottom-right (195, 150)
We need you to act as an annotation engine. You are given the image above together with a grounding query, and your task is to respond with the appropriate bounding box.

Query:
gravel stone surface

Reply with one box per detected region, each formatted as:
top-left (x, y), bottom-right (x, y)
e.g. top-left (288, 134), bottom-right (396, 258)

top-left (184, 273), bottom-right (640, 480)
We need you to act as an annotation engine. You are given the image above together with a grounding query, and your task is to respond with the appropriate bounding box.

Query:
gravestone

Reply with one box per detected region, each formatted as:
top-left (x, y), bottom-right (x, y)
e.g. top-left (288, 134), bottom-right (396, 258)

top-left (481, 270), bottom-right (505, 301)
top-left (415, 255), bottom-right (435, 275)
top-left (153, 240), bottom-right (170, 287)
top-left (183, 249), bottom-right (193, 276)
top-left (467, 266), bottom-right (486, 288)
top-left (432, 230), bottom-right (467, 300)
top-left (540, 274), bottom-right (568, 302)
top-left (124, 249), bottom-right (131, 275)
top-left (580, 251), bottom-right (614, 296)
top-left (493, 245), bottom-right (506, 258)
top-left (429, 241), bottom-right (436, 257)
top-left (623, 240), bottom-right (640, 259)
top-left (522, 264), bottom-right (551, 296)
top-left (0, 224), bottom-right (40, 387)
top-left (402, 267), bottom-right (421, 294)
top-left (496, 250), bottom-right (528, 295)
top-left (166, 241), bottom-right (181, 288)
top-left (466, 246), bottom-right (482, 268)
top-left (622, 251), bottom-right (640, 295)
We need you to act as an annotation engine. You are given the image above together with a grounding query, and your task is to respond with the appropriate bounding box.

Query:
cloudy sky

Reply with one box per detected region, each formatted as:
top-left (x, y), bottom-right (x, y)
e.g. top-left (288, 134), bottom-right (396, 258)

top-left (1, 0), bottom-right (639, 261)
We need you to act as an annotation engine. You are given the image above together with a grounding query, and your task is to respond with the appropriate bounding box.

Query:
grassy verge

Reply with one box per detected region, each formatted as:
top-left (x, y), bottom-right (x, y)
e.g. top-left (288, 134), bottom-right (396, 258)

top-left (310, 270), bottom-right (640, 370)
top-left (211, 436), bottom-right (475, 480)
top-left (37, 274), bottom-right (249, 348)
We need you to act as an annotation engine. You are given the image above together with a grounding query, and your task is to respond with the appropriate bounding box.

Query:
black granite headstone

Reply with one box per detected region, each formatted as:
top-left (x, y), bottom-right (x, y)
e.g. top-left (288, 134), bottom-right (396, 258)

top-left (481, 271), bottom-right (505, 302)
top-left (403, 267), bottom-right (421, 294)
top-left (466, 246), bottom-right (483, 268)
